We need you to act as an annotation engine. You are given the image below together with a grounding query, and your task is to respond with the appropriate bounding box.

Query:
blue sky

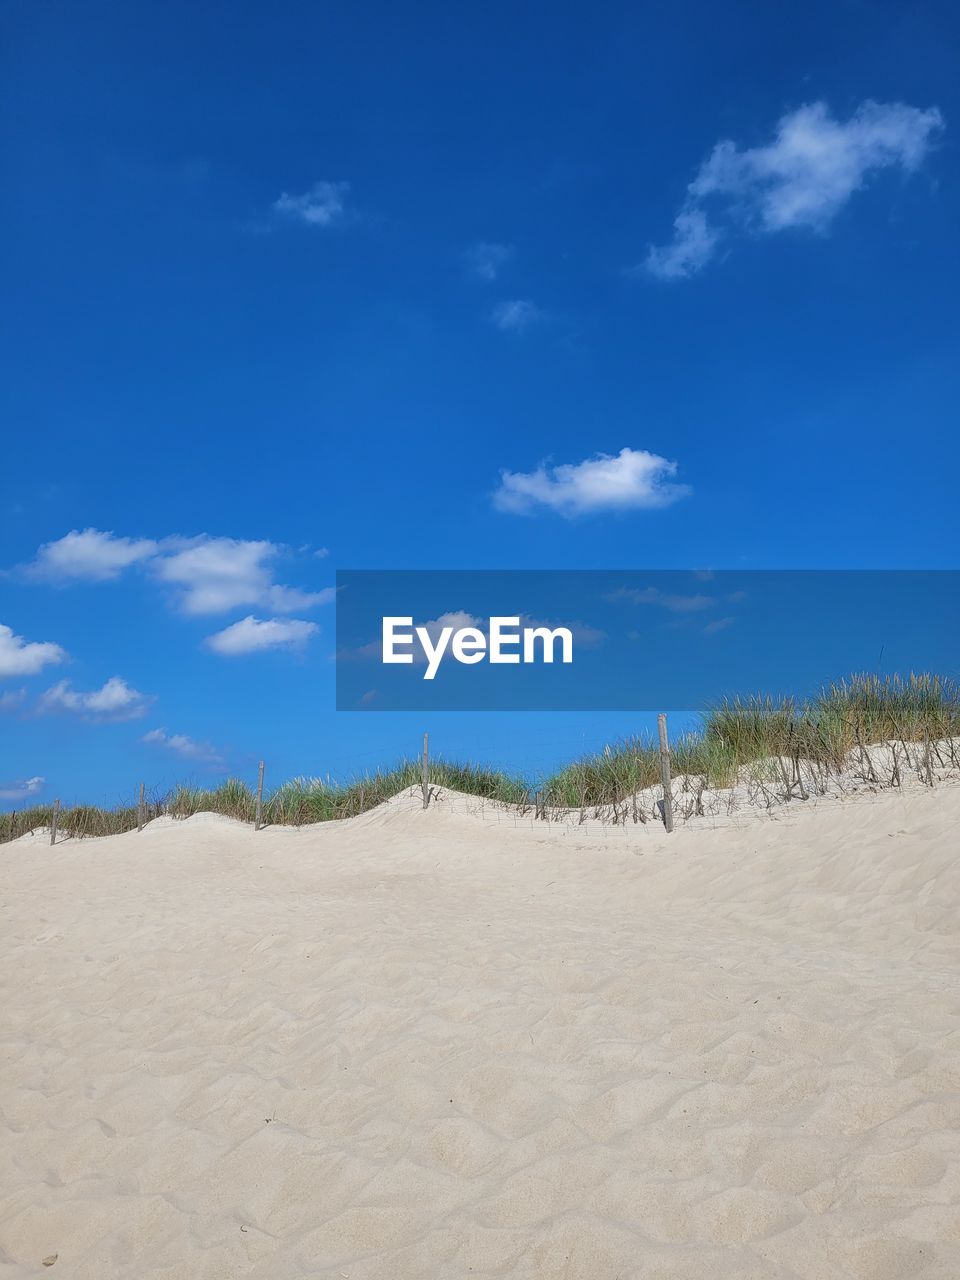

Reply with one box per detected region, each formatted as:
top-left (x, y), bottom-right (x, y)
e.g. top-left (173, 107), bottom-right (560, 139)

top-left (2, 0), bottom-right (958, 803)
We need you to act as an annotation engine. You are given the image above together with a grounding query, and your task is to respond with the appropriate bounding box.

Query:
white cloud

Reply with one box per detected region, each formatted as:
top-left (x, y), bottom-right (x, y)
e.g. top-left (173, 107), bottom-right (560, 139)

top-left (704, 616), bottom-right (735, 634)
top-left (494, 447), bottom-right (691, 517)
top-left (39, 677), bottom-right (151, 721)
top-left (273, 180), bottom-right (349, 227)
top-left (415, 611), bottom-right (480, 646)
top-left (407, 612), bottom-right (480, 665)
top-left (646, 99), bottom-right (944, 279)
top-left (141, 728), bottom-right (223, 764)
top-left (0, 775), bottom-right (44, 802)
top-left (26, 529), bottom-right (158, 581)
top-left (205, 615), bottom-right (318, 656)
top-left (352, 611), bottom-right (481, 665)
top-left (153, 537), bottom-right (334, 616)
top-left (521, 615), bottom-right (606, 649)
top-left (606, 586), bottom-right (713, 612)
top-left (0, 623), bottom-right (66, 677)
top-left (467, 241), bottom-right (514, 281)
top-left (18, 531), bottom-right (334, 617)
top-left (0, 688), bottom-right (27, 711)
top-left (491, 299), bottom-right (543, 333)
top-left (645, 209), bottom-right (721, 281)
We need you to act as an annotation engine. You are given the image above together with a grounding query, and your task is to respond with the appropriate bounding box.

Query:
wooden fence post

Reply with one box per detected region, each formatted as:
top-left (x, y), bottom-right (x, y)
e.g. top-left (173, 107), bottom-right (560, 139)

top-left (137, 782), bottom-right (145, 833)
top-left (254, 760), bottom-right (265, 831)
top-left (50, 798), bottom-right (60, 847)
top-left (658, 714), bottom-right (674, 833)
top-left (422, 732), bottom-right (429, 809)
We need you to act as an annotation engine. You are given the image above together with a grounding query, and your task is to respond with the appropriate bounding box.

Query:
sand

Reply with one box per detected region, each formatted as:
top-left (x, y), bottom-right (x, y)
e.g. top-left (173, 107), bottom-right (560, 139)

top-left (2, 783), bottom-right (960, 1279)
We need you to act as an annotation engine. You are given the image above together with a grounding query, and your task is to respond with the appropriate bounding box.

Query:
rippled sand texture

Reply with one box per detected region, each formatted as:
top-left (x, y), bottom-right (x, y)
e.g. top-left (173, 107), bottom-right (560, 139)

top-left (2, 785), bottom-right (960, 1278)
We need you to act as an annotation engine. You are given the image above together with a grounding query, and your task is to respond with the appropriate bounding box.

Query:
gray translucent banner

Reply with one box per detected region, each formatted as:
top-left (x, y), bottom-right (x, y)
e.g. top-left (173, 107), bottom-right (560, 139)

top-left (335, 570), bottom-right (959, 711)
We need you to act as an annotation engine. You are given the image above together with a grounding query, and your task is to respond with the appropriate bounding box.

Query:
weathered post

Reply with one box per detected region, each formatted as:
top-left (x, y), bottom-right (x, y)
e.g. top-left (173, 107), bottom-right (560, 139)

top-left (50, 798), bottom-right (60, 847)
top-left (254, 760), bottom-right (265, 831)
top-left (422, 732), bottom-right (429, 809)
top-left (137, 781), bottom-right (145, 832)
top-left (657, 714), bottom-right (674, 833)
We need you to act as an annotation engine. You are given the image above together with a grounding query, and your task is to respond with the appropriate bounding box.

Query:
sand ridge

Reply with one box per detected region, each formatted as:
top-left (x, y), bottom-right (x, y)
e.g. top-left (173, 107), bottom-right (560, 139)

top-left (2, 783), bottom-right (960, 1277)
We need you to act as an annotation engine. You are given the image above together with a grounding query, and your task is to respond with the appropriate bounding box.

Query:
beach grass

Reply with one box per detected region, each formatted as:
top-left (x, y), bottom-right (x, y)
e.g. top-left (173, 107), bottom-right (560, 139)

top-left (0, 800), bottom-right (164, 845)
top-left (2, 673), bottom-right (958, 843)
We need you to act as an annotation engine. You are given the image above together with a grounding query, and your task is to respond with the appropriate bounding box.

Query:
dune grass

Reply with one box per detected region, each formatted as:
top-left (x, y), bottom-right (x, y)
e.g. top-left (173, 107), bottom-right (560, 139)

top-left (2, 673), bottom-right (958, 844)
top-left (538, 673), bottom-right (960, 813)
top-left (0, 800), bottom-right (164, 846)
top-left (165, 760), bottom-right (528, 828)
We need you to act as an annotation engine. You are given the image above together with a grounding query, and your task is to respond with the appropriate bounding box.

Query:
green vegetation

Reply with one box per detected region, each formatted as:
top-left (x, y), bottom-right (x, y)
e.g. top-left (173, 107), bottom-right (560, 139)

top-left (2, 674), bottom-right (958, 844)
top-left (0, 800), bottom-right (163, 846)
top-left (539, 673), bottom-right (960, 815)
top-left (0, 761), bottom-right (526, 844)
top-left (168, 760), bottom-right (527, 827)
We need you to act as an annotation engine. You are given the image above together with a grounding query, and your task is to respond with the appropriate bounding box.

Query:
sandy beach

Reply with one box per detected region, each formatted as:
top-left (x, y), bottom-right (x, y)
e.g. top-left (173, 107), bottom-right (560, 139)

top-left (2, 783), bottom-right (960, 1279)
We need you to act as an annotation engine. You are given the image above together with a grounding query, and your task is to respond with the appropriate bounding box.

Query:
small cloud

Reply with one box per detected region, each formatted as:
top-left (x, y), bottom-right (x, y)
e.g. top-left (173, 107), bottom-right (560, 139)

top-left (704, 616), bottom-right (735, 635)
top-left (39, 677), bottom-right (152, 722)
top-left (0, 688), bottom-right (27, 712)
top-left (645, 99), bottom-right (944, 279)
top-left (607, 586), bottom-right (714, 612)
top-left (24, 528), bottom-right (158, 582)
top-left (569, 623), bottom-right (605, 648)
top-left (205, 615), bottom-right (318, 656)
top-left (494, 448), bottom-right (691, 517)
top-left (466, 241), bottom-right (514, 281)
top-left (350, 611), bottom-right (482, 665)
top-left (491, 299), bottom-right (543, 333)
top-left (0, 623), bottom-right (67, 677)
top-left (412, 611), bottom-right (481, 652)
top-left (15, 531), bottom-right (334, 618)
top-left (313, 547), bottom-right (330, 559)
top-left (0, 775), bottom-right (44, 802)
top-left (142, 728), bottom-right (223, 764)
top-left (521, 615), bottom-right (605, 649)
top-left (153, 537), bottom-right (334, 616)
top-left (273, 180), bottom-right (349, 227)
top-left (645, 209), bottom-right (721, 281)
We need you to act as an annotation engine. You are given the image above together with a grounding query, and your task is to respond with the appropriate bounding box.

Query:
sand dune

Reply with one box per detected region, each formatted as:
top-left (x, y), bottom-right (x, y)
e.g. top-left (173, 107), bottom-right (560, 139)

top-left (2, 783), bottom-right (960, 1278)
